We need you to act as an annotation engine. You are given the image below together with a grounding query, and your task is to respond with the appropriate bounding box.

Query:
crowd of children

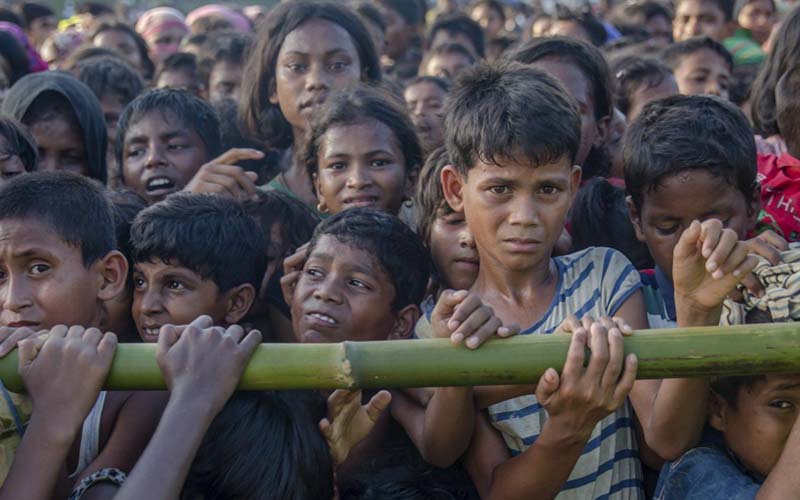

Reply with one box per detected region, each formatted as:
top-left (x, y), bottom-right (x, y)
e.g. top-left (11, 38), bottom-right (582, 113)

top-left (0, 0), bottom-right (797, 498)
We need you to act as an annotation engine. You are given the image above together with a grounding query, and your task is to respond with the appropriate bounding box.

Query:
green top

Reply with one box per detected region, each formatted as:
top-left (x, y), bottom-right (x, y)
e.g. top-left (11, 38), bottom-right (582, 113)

top-left (724, 29), bottom-right (766, 67)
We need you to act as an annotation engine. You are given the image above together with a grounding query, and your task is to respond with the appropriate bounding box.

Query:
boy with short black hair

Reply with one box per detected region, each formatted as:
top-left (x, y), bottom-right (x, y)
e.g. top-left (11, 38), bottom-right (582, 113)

top-left (420, 42), bottom-right (475, 79)
top-left (672, 0), bottom-right (735, 42)
top-left (129, 192), bottom-right (267, 341)
top-left (155, 52), bottom-right (204, 96)
top-left (427, 13), bottom-right (485, 58)
top-left (662, 36), bottom-right (734, 100)
top-left (199, 32), bottom-right (252, 104)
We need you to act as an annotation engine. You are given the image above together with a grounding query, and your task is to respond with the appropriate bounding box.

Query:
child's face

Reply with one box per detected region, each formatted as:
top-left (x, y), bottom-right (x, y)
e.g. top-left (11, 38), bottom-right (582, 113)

top-left (145, 27), bottom-right (186, 63)
top-left (314, 120), bottom-right (411, 216)
top-left (132, 260), bottom-right (228, 342)
top-left (291, 235), bottom-right (413, 343)
top-left (99, 93), bottom-right (125, 151)
top-left (423, 52), bottom-right (474, 80)
top-left (378, 6), bottom-right (414, 59)
top-left (533, 57), bottom-right (600, 167)
top-left (673, 48), bottom-right (731, 100)
top-left (208, 60), bottom-right (243, 104)
top-left (711, 375), bottom-right (800, 478)
top-left (93, 29), bottom-right (143, 74)
top-left (0, 218), bottom-right (104, 329)
top-left (471, 4), bottom-right (504, 39)
top-left (673, 0), bottom-right (730, 41)
top-left (28, 112), bottom-right (88, 176)
top-left (271, 19), bottom-right (363, 132)
top-left (629, 169), bottom-right (757, 280)
top-left (443, 156), bottom-right (581, 275)
top-left (404, 81), bottom-right (446, 152)
top-left (548, 20), bottom-right (593, 45)
top-left (430, 30), bottom-right (479, 59)
top-left (122, 110), bottom-right (210, 204)
top-left (429, 209), bottom-right (479, 291)
top-left (156, 69), bottom-right (201, 95)
top-left (0, 135), bottom-right (26, 185)
top-left (627, 74), bottom-right (679, 121)
top-left (645, 14), bottom-right (673, 46)
top-left (738, 0), bottom-right (775, 43)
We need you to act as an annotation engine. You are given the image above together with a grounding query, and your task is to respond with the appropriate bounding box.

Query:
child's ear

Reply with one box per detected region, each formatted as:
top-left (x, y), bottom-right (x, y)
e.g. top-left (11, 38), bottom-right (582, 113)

top-left (95, 251), bottom-right (129, 302)
top-left (441, 165), bottom-right (465, 212)
top-left (593, 114), bottom-right (612, 148)
top-left (746, 184), bottom-right (763, 230)
top-left (388, 304), bottom-right (421, 340)
top-left (569, 165), bottom-right (583, 197)
top-left (626, 195), bottom-right (647, 243)
top-left (223, 283), bottom-right (257, 325)
top-left (708, 391), bottom-right (729, 433)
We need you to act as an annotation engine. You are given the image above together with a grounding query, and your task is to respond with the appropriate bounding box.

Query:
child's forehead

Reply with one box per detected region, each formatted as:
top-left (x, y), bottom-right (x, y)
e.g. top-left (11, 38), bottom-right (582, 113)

top-left (746, 374), bottom-right (800, 397)
top-left (677, 0), bottom-right (725, 14)
top-left (309, 235), bottom-right (389, 277)
top-left (133, 257), bottom-right (205, 279)
top-left (0, 217), bottom-right (81, 257)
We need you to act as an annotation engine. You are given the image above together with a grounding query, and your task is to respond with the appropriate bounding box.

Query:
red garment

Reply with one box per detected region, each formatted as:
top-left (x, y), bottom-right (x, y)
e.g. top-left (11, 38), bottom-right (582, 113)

top-left (757, 152), bottom-right (800, 241)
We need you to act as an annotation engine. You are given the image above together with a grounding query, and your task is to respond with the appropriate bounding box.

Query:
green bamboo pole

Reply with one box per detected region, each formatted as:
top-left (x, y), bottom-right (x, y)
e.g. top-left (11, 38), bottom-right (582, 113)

top-left (0, 323), bottom-right (799, 392)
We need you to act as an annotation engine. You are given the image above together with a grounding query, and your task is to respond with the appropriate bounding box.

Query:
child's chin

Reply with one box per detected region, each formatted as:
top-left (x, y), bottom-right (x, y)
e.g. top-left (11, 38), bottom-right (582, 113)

top-left (300, 328), bottom-right (343, 344)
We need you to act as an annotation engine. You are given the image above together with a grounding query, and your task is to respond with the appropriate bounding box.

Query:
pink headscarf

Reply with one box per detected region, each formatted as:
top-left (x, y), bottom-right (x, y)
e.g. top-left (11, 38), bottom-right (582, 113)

top-left (186, 5), bottom-right (251, 33)
top-left (0, 22), bottom-right (48, 73)
top-left (135, 7), bottom-right (189, 40)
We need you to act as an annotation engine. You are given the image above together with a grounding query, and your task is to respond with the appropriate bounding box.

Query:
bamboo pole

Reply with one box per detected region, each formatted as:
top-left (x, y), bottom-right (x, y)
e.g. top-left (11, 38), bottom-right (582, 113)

top-left (0, 323), bottom-right (799, 392)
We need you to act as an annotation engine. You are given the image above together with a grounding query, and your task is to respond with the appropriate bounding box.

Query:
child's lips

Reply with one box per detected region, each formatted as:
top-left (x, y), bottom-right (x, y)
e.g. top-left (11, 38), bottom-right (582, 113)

top-left (342, 195), bottom-right (380, 208)
top-left (5, 320), bottom-right (39, 329)
top-left (503, 238), bottom-right (542, 252)
top-left (304, 311), bottom-right (339, 328)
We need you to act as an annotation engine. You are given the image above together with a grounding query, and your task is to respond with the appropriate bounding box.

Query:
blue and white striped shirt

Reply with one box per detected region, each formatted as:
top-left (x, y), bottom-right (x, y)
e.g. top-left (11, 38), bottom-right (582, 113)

top-left (487, 247), bottom-right (645, 500)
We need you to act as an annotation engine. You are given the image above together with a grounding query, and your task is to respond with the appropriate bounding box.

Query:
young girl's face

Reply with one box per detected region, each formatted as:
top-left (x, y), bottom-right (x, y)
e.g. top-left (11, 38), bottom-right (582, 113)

top-left (429, 209), bottom-right (479, 291)
top-left (738, 0), bottom-right (775, 43)
top-left (271, 19), bottom-right (363, 134)
top-left (314, 119), bottom-right (411, 216)
top-left (673, 48), bottom-right (731, 100)
top-left (404, 81), bottom-right (447, 153)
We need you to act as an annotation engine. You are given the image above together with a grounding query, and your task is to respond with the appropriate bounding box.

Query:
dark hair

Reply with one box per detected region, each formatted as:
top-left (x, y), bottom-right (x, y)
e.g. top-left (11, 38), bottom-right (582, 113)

top-left (661, 36), bottom-right (733, 72)
top-left (240, 0), bottom-right (381, 151)
top-left (415, 146), bottom-right (452, 245)
top-left (91, 22), bottom-right (155, 80)
top-left (571, 179), bottom-right (654, 269)
top-left (76, 2), bottom-right (114, 17)
top-left (427, 13), bottom-right (485, 58)
top-left (776, 65), bottom-right (800, 154)
top-left (72, 56), bottom-right (145, 106)
top-left (487, 35), bottom-right (517, 58)
top-left (18, 3), bottom-right (53, 29)
top-left (375, 0), bottom-right (423, 25)
top-left (0, 171), bottom-right (115, 266)
top-left (405, 75), bottom-right (452, 93)
top-left (62, 45), bottom-right (121, 70)
top-left (612, 56), bottom-right (674, 116)
top-left (304, 85), bottom-right (423, 183)
top-left (156, 52), bottom-right (201, 90)
top-left (0, 8), bottom-right (23, 27)
top-left (423, 42), bottom-right (477, 70)
top-left (116, 88), bottom-right (222, 173)
top-left (182, 391), bottom-right (334, 500)
top-left (0, 116), bottom-right (37, 172)
top-left (106, 188), bottom-right (147, 270)
top-left (353, 2), bottom-right (387, 31)
top-left (510, 36), bottom-right (614, 121)
top-left (213, 98), bottom-right (272, 182)
top-left (554, 6), bottom-right (608, 46)
top-left (307, 208), bottom-right (430, 311)
top-left (471, 0), bottom-right (507, 22)
top-left (131, 192), bottom-right (267, 292)
top-left (612, 1), bottom-right (673, 30)
top-left (751, 5), bottom-right (800, 137)
top-left (199, 32), bottom-right (252, 84)
top-left (675, 0), bottom-right (735, 20)
top-left (623, 95), bottom-right (757, 211)
top-left (445, 60), bottom-right (580, 175)
top-left (734, 0), bottom-right (775, 18)
top-left (0, 31), bottom-right (29, 85)
top-left (245, 189), bottom-right (321, 260)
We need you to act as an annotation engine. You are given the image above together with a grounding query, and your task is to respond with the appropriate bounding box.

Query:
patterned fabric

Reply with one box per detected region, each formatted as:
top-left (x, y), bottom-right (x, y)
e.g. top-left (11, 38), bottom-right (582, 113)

top-left (0, 385), bottom-right (31, 486)
top-left (724, 29), bottom-right (766, 66)
top-left (487, 247), bottom-right (644, 500)
top-left (639, 268), bottom-right (677, 330)
top-left (757, 152), bottom-right (800, 242)
top-left (721, 243), bottom-right (800, 325)
top-left (69, 467), bottom-right (127, 500)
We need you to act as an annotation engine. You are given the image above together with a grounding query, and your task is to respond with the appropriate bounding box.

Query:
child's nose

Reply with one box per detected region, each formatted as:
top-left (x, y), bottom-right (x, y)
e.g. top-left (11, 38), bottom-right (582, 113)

top-left (2, 276), bottom-right (33, 312)
top-left (312, 278), bottom-right (342, 303)
top-left (346, 166), bottom-right (372, 189)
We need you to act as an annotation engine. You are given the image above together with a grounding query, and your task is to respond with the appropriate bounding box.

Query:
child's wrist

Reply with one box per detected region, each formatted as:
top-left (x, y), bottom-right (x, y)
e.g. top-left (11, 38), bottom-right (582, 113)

top-left (540, 417), bottom-right (593, 448)
top-left (675, 296), bottom-right (722, 326)
top-left (29, 410), bottom-right (81, 447)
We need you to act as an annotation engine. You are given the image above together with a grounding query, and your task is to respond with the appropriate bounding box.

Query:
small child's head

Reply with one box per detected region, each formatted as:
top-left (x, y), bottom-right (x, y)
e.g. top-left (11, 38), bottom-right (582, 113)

top-left (19, 2), bottom-right (56, 50)
top-left (404, 76), bottom-right (450, 154)
top-left (420, 42), bottom-right (476, 79)
top-left (374, 0), bottom-right (422, 59)
top-left (417, 147), bottom-right (478, 292)
top-left (549, 7), bottom-right (609, 47)
top-left (624, 94), bottom-right (758, 280)
top-left (427, 13), bottom-right (485, 59)
top-left (240, 0), bottom-right (381, 151)
top-left (130, 192), bottom-right (266, 342)
top-left (662, 36), bottom-right (733, 100)
top-left (735, 0), bottom-right (776, 44)
top-left (182, 390), bottom-right (334, 500)
top-left (612, 1), bottom-right (674, 46)
top-left (0, 116), bottom-right (37, 185)
top-left (510, 37), bottom-right (613, 176)
top-left (90, 22), bottom-right (155, 81)
top-left (72, 56), bottom-right (146, 154)
top-left (155, 52), bottom-right (204, 96)
top-left (117, 88), bottom-right (222, 205)
top-left (710, 373), bottom-right (800, 478)
top-left (673, 0), bottom-right (734, 42)
top-left (291, 207), bottom-right (430, 344)
top-left (199, 32), bottom-right (252, 104)
top-left (0, 171), bottom-right (127, 329)
top-left (775, 65), bottom-right (800, 159)
top-left (470, 0), bottom-right (506, 40)
top-left (2, 71), bottom-right (108, 184)
top-left (613, 56), bottom-right (678, 120)
top-left (442, 61), bottom-right (581, 273)
top-left (305, 85), bottom-right (422, 216)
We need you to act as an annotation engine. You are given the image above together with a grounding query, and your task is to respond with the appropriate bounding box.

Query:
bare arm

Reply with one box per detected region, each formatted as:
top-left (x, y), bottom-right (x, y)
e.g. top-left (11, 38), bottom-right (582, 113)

top-left (757, 415), bottom-right (800, 500)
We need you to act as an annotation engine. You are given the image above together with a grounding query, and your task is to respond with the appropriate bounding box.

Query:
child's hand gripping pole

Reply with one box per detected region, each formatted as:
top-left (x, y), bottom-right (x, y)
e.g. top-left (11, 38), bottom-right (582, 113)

top-left (432, 289), bottom-right (519, 349)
